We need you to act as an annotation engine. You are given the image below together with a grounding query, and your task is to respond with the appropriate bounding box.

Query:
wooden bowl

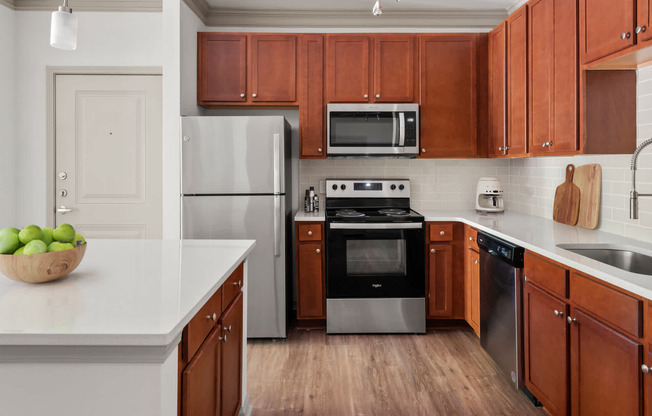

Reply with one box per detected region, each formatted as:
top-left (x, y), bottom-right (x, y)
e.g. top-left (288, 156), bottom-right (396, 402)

top-left (0, 244), bottom-right (87, 283)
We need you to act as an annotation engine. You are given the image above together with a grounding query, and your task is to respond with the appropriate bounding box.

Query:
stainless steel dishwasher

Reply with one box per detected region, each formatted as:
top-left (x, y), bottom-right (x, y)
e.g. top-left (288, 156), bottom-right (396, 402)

top-left (477, 231), bottom-right (526, 390)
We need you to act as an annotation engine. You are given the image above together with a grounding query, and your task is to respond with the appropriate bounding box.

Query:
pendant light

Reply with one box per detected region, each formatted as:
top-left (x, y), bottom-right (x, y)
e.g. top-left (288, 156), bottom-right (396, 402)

top-left (50, 0), bottom-right (78, 50)
top-left (372, 0), bottom-right (382, 16)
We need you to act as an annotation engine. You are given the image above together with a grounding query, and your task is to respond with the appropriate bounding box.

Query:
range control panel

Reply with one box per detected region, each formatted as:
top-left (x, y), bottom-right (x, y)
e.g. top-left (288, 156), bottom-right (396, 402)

top-left (326, 179), bottom-right (410, 199)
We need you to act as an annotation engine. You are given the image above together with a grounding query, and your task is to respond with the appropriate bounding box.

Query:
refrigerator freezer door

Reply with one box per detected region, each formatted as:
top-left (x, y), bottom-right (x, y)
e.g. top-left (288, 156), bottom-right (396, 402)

top-left (181, 116), bottom-right (286, 195)
top-left (182, 195), bottom-right (286, 338)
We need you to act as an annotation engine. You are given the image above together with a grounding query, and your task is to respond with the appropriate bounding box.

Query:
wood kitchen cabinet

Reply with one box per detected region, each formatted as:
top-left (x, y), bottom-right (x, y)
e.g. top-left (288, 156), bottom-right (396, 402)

top-left (197, 33), bottom-right (297, 106)
top-left (326, 34), bottom-right (417, 103)
top-left (299, 35), bottom-right (326, 159)
top-left (178, 264), bottom-right (244, 416)
top-left (488, 23), bottom-right (507, 158)
top-left (463, 225), bottom-right (480, 334)
top-left (419, 34), bottom-right (486, 158)
top-left (295, 222), bottom-right (326, 322)
top-left (426, 222), bottom-right (464, 320)
top-left (506, 5), bottom-right (528, 157)
top-left (579, 0), bottom-right (637, 65)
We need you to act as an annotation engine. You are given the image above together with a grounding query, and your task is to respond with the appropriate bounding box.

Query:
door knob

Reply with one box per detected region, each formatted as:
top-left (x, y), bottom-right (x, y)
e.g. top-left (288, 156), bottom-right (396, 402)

top-left (56, 206), bottom-right (72, 214)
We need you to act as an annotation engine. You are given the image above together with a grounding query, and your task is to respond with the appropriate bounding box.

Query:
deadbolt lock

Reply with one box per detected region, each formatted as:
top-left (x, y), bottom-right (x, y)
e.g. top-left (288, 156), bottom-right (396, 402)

top-left (59, 189), bottom-right (68, 197)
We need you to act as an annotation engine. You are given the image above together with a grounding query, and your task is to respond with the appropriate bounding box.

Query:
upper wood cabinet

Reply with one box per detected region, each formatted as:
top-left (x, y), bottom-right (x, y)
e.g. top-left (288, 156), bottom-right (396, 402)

top-left (326, 34), bottom-right (417, 103)
top-left (299, 35), bottom-right (326, 159)
top-left (197, 33), bottom-right (297, 106)
top-left (488, 23), bottom-right (507, 158)
top-left (506, 5), bottom-right (529, 157)
top-left (579, 0), bottom-right (636, 64)
top-left (528, 0), bottom-right (579, 155)
top-left (419, 34), bottom-right (485, 158)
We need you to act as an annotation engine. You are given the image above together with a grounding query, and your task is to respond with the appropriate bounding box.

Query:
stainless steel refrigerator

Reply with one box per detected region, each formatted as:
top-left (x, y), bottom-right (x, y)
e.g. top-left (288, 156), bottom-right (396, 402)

top-left (181, 116), bottom-right (291, 338)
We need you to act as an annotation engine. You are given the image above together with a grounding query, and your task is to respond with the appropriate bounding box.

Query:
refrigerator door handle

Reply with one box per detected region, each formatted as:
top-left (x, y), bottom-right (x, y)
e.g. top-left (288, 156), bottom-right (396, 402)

top-left (273, 133), bottom-right (281, 194)
top-left (274, 194), bottom-right (281, 257)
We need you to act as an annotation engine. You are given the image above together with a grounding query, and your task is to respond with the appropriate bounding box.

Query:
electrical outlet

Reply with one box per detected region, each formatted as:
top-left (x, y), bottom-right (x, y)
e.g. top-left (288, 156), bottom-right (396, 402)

top-left (320, 180), bottom-right (325, 194)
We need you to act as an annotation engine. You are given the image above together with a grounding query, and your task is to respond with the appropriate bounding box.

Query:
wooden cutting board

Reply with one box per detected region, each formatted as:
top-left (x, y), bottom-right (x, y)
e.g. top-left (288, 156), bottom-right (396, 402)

top-left (573, 164), bottom-right (602, 229)
top-left (553, 164), bottom-right (580, 225)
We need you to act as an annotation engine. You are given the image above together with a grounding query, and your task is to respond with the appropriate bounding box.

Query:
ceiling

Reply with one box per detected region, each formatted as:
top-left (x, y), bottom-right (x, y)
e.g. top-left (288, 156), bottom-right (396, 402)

top-left (205, 0), bottom-right (518, 11)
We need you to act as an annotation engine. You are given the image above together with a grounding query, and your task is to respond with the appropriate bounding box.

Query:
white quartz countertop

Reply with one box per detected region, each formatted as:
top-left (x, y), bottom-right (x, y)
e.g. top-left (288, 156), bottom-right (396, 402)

top-left (0, 239), bottom-right (255, 348)
top-left (295, 211), bottom-right (326, 221)
top-left (294, 209), bottom-right (652, 300)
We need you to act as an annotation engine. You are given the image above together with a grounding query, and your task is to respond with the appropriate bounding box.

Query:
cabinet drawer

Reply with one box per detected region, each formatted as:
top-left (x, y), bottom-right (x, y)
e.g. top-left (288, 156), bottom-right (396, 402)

top-left (183, 287), bottom-right (222, 362)
top-left (429, 224), bottom-right (454, 242)
top-left (570, 271), bottom-right (642, 338)
top-left (298, 223), bottom-right (322, 241)
top-left (524, 252), bottom-right (568, 299)
top-left (223, 263), bottom-right (244, 312)
top-left (464, 226), bottom-right (479, 251)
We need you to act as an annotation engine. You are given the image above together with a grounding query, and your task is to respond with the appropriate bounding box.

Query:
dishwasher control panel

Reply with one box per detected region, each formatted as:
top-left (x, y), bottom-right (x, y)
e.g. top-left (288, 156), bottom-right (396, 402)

top-left (477, 232), bottom-right (524, 268)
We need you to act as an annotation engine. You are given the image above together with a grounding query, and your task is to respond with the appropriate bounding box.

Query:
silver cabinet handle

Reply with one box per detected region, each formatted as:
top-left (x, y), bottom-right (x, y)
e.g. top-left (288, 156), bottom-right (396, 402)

top-left (316, 248), bottom-right (321, 254)
top-left (206, 313), bottom-right (217, 322)
top-left (376, 94), bottom-right (381, 98)
top-left (225, 325), bottom-right (232, 333)
top-left (474, 260), bottom-right (478, 264)
top-left (240, 93), bottom-right (245, 98)
top-left (308, 231), bottom-right (313, 236)
top-left (643, 26), bottom-right (647, 33)
top-left (233, 280), bottom-right (242, 287)
top-left (56, 206), bottom-right (72, 214)
top-left (440, 231), bottom-right (445, 236)
top-left (252, 93), bottom-right (257, 98)
top-left (504, 146), bottom-right (510, 151)
top-left (219, 334), bottom-right (228, 343)
top-left (541, 141), bottom-right (547, 148)
top-left (642, 364), bottom-right (650, 375)
top-left (621, 32), bottom-right (631, 39)
top-left (421, 148), bottom-right (426, 153)
top-left (498, 147), bottom-right (503, 151)
top-left (636, 26), bottom-right (642, 34)
top-left (469, 237), bottom-right (475, 241)
top-left (363, 94), bottom-right (368, 99)
top-left (554, 310), bottom-right (563, 317)
top-left (430, 248), bottom-right (436, 253)
top-left (567, 316), bottom-right (576, 324)
top-left (317, 148), bottom-right (322, 153)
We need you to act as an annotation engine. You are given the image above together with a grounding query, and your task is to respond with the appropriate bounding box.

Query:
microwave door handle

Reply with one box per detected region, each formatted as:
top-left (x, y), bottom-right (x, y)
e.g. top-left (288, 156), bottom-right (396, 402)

top-left (391, 114), bottom-right (399, 146)
top-left (398, 112), bottom-right (405, 147)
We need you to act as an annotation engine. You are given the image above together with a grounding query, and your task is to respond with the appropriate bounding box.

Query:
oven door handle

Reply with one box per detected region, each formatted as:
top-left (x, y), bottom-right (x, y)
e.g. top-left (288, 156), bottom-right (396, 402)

top-left (329, 222), bottom-right (423, 230)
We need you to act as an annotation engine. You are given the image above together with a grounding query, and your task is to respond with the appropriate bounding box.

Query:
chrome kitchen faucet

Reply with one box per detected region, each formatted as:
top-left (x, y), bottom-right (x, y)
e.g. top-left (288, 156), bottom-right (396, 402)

top-left (631, 138), bottom-right (652, 219)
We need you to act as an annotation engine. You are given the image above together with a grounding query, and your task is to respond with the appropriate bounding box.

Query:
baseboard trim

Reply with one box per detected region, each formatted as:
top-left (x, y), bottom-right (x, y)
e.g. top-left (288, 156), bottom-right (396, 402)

top-left (239, 394), bottom-right (252, 416)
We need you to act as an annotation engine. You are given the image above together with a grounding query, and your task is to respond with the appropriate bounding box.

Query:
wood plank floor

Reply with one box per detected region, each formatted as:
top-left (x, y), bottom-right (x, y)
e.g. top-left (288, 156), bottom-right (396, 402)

top-left (247, 327), bottom-right (548, 416)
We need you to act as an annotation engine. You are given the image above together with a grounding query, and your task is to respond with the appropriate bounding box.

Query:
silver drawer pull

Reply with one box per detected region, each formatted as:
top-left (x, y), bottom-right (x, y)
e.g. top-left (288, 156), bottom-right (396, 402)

top-left (430, 248), bottom-right (435, 253)
top-left (553, 310), bottom-right (563, 317)
top-left (233, 280), bottom-right (242, 287)
top-left (316, 248), bottom-right (321, 254)
top-left (308, 231), bottom-right (313, 236)
top-left (440, 231), bottom-right (445, 236)
top-left (206, 313), bottom-right (217, 322)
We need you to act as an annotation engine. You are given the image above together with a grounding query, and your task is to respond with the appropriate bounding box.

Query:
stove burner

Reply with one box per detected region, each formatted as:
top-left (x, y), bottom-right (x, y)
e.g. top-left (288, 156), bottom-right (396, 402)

top-left (378, 208), bottom-right (409, 216)
top-left (336, 209), bottom-right (366, 217)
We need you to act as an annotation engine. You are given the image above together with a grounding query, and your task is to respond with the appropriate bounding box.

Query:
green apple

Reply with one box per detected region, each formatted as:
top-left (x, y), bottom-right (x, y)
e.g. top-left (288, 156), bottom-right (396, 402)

top-left (23, 240), bottom-right (48, 255)
top-left (0, 228), bottom-right (22, 254)
top-left (41, 227), bottom-right (54, 246)
top-left (53, 224), bottom-right (76, 244)
top-left (74, 233), bottom-right (86, 246)
top-left (48, 242), bottom-right (75, 252)
top-left (18, 225), bottom-right (43, 245)
top-left (13, 246), bottom-right (25, 255)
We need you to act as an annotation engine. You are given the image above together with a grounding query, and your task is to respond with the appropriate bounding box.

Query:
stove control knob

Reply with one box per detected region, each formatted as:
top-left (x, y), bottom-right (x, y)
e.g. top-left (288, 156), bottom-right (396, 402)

top-left (341, 184), bottom-right (347, 190)
top-left (332, 184), bottom-right (338, 190)
top-left (390, 184), bottom-right (396, 190)
top-left (399, 184), bottom-right (405, 191)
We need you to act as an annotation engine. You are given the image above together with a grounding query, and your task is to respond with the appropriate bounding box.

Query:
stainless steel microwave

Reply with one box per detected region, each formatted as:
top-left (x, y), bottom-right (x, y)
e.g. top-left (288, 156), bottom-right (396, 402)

top-left (326, 103), bottom-right (419, 157)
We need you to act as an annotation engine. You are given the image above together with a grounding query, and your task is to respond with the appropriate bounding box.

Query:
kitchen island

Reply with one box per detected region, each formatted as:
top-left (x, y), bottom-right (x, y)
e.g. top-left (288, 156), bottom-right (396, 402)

top-left (0, 238), bottom-right (255, 416)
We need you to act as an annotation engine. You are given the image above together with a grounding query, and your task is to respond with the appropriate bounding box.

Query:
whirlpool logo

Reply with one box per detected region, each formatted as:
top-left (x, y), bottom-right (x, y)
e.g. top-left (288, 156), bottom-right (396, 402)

top-left (372, 284), bottom-right (382, 288)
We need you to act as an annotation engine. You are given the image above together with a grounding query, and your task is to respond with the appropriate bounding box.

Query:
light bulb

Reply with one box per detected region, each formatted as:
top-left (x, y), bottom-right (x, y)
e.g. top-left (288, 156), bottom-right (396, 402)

top-left (373, 0), bottom-right (382, 16)
top-left (50, 1), bottom-right (78, 50)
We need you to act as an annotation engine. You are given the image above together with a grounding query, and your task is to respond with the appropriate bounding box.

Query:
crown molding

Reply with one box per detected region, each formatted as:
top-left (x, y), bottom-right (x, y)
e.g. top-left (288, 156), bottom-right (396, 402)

top-left (507, 0), bottom-right (528, 14)
top-left (183, 3), bottom-right (507, 29)
top-left (12, 0), bottom-right (161, 12)
top-left (0, 0), bottom-right (16, 10)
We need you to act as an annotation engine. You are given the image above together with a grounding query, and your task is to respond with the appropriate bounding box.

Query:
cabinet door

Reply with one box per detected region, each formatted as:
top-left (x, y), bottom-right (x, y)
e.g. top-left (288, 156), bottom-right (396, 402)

top-left (570, 307), bottom-right (642, 416)
top-left (507, 6), bottom-right (528, 156)
top-left (488, 23), bottom-right (507, 158)
top-left (638, 0), bottom-right (652, 43)
top-left (523, 282), bottom-right (569, 416)
top-left (249, 35), bottom-right (297, 103)
top-left (428, 243), bottom-right (453, 318)
top-left (579, 0), bottom-right (636, 64)
top-left (299, 35), bottom-right (325, 159)
top-left (464, 249), bottom-right (480, 334)
top-left (646, 344), bottom-right (652, 416)
top-left (182, 325), bottom-right (220, 416)
top-left (419, 35), bottom-right (478, 158)
top-left (326, 35), bottom-right (370, 103)
top-left (529, 0), bottom-right (553, 155)
top-left (220, 293), bottom-right (243, 416)
top-left (198, 34), bottom-right (247, 103)
top-left (374, 35), bottom-right (417, 103)
top-left (297, 242), bottom-right (325, 319)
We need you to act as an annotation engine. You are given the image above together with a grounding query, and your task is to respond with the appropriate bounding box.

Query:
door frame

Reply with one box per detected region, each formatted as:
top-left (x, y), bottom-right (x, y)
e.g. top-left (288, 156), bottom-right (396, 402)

top-left (45, 66), bottom-right (163, 227)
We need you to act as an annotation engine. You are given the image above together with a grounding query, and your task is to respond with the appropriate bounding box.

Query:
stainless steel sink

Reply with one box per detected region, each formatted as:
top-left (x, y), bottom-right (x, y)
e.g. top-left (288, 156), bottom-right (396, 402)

top-left (556, 244), bottom-right (652, 276)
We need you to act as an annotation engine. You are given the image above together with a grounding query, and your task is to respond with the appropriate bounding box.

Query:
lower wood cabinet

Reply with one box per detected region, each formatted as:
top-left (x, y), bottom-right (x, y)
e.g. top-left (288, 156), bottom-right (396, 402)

top-left (178, 266), bottom-right (244, 416)
top-left (464, 248), bottom-right (480, 334)
top-left (296, 222), bottom-right (326, 321)
top-left (426, 222), bottom-right (464, 320)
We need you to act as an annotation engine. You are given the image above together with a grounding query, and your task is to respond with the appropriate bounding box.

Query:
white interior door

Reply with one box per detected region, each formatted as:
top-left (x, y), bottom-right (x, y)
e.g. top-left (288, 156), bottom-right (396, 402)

top-left (54, 74), bottom-right (162, 238)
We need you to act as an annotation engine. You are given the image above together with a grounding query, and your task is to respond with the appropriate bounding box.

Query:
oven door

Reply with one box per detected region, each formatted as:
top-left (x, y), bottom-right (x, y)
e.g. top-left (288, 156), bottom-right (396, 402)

top-left (326, 222), bottom-right (425, 298)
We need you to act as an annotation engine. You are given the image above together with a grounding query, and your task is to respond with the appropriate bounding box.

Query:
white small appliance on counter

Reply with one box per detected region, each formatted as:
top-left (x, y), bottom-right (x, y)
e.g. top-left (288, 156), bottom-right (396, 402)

top-left (476, 177), bottom-right (504, 213)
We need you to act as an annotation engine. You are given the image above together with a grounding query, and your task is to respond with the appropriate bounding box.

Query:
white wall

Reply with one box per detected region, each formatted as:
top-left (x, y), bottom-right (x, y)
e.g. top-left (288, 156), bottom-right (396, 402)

top-left (14, 11), bottom-right (164, 228)
top-left (0, 4), bottom-right (16, 229)
top-left (506, 67), bottom-right (652, 243)
top-left (180, 1), bottom-right (206, 117)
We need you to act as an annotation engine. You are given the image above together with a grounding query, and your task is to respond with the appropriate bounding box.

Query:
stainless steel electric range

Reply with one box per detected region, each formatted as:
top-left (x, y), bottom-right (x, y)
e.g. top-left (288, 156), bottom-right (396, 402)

top-left (325, 179), bottom-right (426, 334)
